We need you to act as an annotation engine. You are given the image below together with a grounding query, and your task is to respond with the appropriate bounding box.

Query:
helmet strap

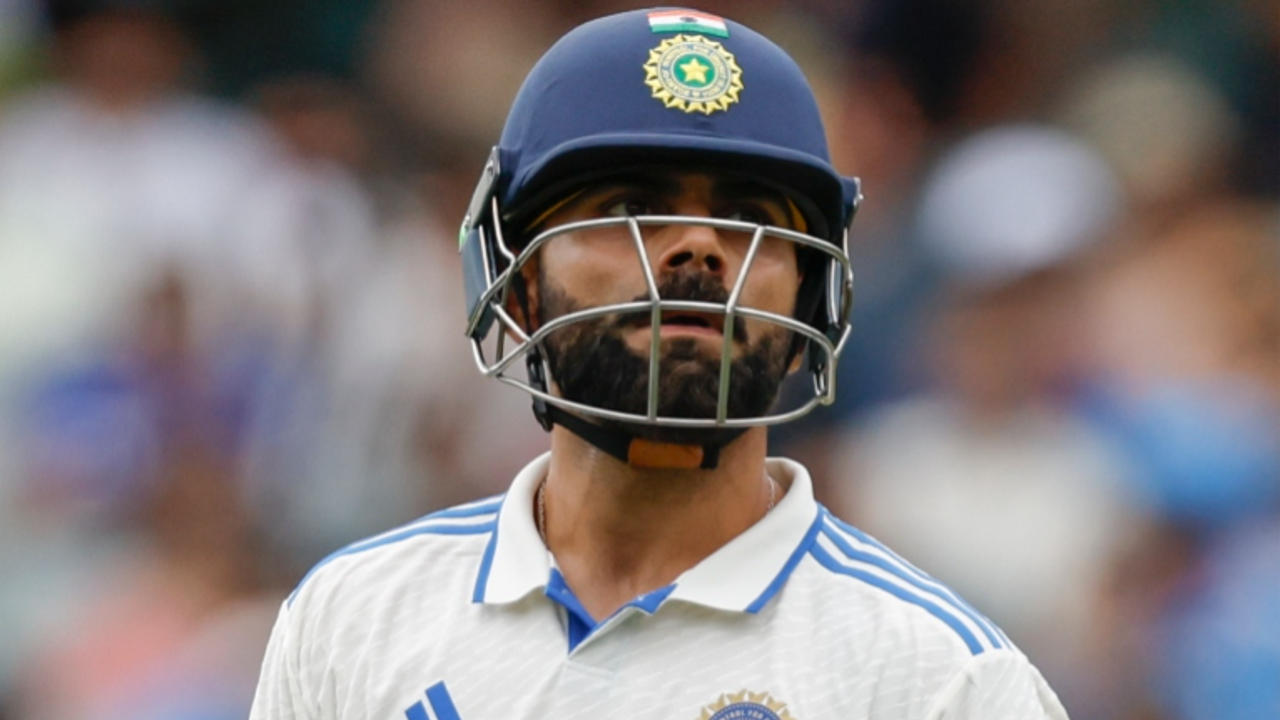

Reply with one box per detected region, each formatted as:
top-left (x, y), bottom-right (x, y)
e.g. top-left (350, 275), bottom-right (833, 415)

top-left (540, 402), bottom-right (743, 470)
top-left (526, 348), bottom-right (556, 432)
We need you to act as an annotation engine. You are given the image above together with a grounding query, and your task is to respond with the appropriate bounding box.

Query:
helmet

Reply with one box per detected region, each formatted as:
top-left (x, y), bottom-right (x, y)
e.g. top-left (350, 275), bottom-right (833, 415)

top-left (459, 8), bottom-right (860, 467)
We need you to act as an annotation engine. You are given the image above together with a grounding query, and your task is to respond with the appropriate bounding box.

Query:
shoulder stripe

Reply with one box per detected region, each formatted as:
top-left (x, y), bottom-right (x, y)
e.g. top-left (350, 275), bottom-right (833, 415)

top-left (318, 496), bottom-right (502, 557)
top-left (425, 495), bottom-right (504, 520)
top-left (288, 500), bottom-right (502, 607)
top-left (819, 518), bottom-right (1002, 649)
top-left (809, 542), bottom-right (986, 655)
top-left (822, 510), bottom-right (1010, 648)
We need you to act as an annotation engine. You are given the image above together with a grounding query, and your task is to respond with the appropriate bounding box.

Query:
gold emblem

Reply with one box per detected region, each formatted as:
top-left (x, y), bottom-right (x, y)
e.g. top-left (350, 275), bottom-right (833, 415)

top-left (644, 34), bottom-right (743, 115)
top-left (697, 690), bottom-right (796, 720)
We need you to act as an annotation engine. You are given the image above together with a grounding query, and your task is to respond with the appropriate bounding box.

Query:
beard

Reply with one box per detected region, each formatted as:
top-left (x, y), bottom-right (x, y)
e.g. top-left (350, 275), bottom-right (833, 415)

top-left (538, 269), bottom-right (792, 445)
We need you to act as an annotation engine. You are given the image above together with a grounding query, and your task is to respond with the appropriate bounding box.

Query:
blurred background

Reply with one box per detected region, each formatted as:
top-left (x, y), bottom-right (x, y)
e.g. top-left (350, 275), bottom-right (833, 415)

top-left (0, 0), bottom-right (1275, 718)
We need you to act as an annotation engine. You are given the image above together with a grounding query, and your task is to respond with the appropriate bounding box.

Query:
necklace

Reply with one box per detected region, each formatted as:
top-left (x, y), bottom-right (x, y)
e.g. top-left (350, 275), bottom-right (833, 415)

top-left (535, 474), bottom-right (779, 545)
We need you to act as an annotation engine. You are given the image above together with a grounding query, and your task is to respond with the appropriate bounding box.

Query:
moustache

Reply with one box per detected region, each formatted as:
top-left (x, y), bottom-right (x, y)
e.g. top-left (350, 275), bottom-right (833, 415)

top-left (611, 271), bottom-right (749, 341)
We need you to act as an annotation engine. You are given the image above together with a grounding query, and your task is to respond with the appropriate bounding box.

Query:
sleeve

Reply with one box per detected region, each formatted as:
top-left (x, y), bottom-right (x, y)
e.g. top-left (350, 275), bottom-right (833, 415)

top-left (249, 599), bottom-right (317, 720)
top-left (924, 650), bottom-right (1070, 720)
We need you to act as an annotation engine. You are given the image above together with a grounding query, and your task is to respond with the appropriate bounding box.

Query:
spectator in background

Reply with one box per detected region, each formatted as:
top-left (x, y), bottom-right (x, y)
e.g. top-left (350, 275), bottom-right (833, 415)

top-left (1080, 202), bottom-right (1280, 531)
top-left (241, 72), bottom-right (547, 549)
top-left (0, 0), bottom-right (408, 573)
top-left (355, 0), bottom-right (585, 508)
top-left (0, 263), bottom-right (298, 720)
top-left (1078, 201), bottom-right (1280, 719)
top-left (0, 0), bottom-right (299, 378)
top-left (825, 126), bottom-right (1140, 713)
top-left (777, 0), bottom-right (991, 452)
top-left (20, 270), bottom-right (240, 522)
top-left (1060, 54), bottom-right (1241, 225)
top-left (1059, 55), bottom-right (1280, 529)
top-left (12, 441), bottom-right (279, 720)
top-left (1051, 43), bottom-right (1280, 720)
top-left (1151, 518), bottom-right (1280, 720)
top-left (0, 2), bottom-right (372, 708)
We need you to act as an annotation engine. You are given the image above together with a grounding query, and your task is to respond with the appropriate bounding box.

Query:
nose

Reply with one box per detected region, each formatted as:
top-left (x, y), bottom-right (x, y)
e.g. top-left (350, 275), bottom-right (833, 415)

top-left (654, 205), bottom-right (725, 276)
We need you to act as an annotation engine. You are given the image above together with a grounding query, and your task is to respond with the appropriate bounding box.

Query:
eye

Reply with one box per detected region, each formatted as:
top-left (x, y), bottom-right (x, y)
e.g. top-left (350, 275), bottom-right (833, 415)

top-left (722, 201), bottom-right (787, 227)
top-left (602, 194), bottom-right (661, 217)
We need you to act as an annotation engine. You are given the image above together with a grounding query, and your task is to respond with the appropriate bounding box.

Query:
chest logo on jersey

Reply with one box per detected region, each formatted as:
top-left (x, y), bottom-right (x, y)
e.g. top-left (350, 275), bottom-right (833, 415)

top-left (697, 690), bottom-right (795, 720)
top-left (403, 681), bottom-right (461, 720)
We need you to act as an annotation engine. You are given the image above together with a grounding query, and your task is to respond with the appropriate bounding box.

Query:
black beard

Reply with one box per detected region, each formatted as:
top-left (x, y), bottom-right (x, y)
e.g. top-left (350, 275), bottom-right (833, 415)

top-left (538, 270), bottom-right (792, 445)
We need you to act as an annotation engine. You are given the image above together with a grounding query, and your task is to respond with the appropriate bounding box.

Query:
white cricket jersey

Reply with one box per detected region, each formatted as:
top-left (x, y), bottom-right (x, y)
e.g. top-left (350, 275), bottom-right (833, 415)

top-left (250, 453), bottom-right (1068, 720)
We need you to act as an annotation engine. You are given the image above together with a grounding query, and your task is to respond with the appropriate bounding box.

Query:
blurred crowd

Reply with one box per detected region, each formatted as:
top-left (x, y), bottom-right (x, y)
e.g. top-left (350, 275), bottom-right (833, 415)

top-left (0, 1), bottom-right (1275, 718)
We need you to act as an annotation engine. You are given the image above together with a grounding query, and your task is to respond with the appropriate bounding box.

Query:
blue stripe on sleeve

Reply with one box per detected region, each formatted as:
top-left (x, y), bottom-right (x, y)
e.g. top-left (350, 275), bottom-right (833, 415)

top-left (288, 518), bottom-right (496, 606)
top-left (404, 700), bottom-right (430, 720)
top-left (426, 681), bottom-right (462, 720)
top-left (425, 496), bottom-right (503, 520)
top-left (822, 510), bottom-right (1005, 648)
top-left (809, 543), bottom-right (985, 655)
top-left (818, 521), bottom-right (1001, 649)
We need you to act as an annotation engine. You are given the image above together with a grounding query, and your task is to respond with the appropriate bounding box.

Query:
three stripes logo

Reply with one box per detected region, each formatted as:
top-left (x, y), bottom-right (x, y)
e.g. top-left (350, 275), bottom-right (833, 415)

top-left (403, 681), bottom-right (462, 720)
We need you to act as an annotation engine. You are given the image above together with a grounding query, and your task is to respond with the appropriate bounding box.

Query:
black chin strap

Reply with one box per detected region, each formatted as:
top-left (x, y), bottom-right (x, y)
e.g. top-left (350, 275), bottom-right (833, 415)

top-left (527, 349), bottom-right (744, 470)
top-left (543, 404), bottom-right (745, 469)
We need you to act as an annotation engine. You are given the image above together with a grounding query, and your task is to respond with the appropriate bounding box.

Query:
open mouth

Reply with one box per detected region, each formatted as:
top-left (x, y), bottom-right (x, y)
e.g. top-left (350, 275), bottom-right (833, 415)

top-left (624, 310), bottom-right (742, 338)
top-left (656, 311), bottom-right (724, 332)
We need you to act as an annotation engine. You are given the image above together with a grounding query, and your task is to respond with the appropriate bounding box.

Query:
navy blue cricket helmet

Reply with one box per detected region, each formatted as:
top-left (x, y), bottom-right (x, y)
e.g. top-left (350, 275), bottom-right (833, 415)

top-left (459, 7), bottom-right (860, 466)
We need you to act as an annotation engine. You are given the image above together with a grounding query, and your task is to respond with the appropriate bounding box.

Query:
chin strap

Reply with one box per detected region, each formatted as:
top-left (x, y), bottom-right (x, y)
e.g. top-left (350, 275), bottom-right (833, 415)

top-left (544, 403), bottom-right (744, 469)
top-left (527, 349), bottom-right (742, 470)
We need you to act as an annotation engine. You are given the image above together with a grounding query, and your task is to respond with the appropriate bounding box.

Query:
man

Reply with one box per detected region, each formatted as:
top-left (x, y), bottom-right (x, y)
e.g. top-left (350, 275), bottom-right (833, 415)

top-left (251, 9), bottom-right (1068, 719)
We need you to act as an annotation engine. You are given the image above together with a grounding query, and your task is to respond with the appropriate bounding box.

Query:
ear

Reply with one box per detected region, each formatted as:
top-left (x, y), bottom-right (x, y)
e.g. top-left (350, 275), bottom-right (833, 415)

top-left (504, 255), bottom-right (541, 336)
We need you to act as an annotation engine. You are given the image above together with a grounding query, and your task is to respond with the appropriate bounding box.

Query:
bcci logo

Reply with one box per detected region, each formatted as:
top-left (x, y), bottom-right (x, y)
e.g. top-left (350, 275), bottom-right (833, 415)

top-left (696, 690), bottom-right (796, 720)
top-left (644, 34), bottom-right (743, 115)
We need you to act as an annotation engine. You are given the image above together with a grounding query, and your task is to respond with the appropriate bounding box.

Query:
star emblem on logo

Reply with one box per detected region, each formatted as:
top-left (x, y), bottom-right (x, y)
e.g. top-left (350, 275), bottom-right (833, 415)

top-left (678, 56), bottom-right (710, 85)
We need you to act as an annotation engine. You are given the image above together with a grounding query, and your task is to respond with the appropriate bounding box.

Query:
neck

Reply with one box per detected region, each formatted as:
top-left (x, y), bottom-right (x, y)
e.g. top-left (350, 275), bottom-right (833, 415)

top-left (540, 425), bottom-right (776, 620)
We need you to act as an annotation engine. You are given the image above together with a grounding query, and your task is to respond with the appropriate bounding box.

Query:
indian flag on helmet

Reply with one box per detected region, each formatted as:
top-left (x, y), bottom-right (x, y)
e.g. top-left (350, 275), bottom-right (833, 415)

top-left (647, 9), bottom-right (728, 38)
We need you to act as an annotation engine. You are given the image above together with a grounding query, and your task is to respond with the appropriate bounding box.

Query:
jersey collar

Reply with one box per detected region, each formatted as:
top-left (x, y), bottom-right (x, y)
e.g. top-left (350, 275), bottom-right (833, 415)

top-left (473, 451), bottom-right (821, 613)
